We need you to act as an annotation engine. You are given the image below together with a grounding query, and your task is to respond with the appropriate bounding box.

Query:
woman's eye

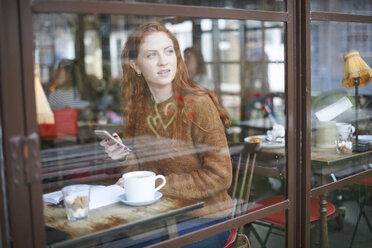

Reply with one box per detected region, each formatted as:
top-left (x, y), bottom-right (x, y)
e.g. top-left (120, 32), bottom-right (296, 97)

top-left (147, 53), bottom-right (156, 58)
top-left (166, 49), bottom-right (174, 55)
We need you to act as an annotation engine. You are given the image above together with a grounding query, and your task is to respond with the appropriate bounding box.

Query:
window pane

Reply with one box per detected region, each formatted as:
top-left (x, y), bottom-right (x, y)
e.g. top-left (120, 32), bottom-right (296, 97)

top-left (310, 20), bottom-right (372, 185)
top-left (249, 210), bottom-right (287, 247)
top-left (310, 20), bottom-right (372, 246)
top-left (34, 13), bottom-right (286, 247)
top-left (220, 30), bottom-right (240, 61)
top-left (221, 64), bottom-right (240, 88)
top-left (311, 0), bottom-right (372, 15)
top-left (310, 185), bottom-right (372, 247)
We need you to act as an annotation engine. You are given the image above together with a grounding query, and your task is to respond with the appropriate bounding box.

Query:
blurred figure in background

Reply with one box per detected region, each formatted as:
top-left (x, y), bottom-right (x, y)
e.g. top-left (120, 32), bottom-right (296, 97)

top-left (47, 59), bottom-right (89, 110)
top-left (245, 37), bottom-right (269, 93)
top-left (184, 46), bottom-right (215, 91)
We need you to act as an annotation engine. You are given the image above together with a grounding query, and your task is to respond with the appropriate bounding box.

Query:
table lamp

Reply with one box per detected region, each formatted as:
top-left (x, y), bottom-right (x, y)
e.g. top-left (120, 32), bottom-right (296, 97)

top-left (342, 50), bottom-right (372, 150)
top-left (34, 65), bottom-right (55, 125)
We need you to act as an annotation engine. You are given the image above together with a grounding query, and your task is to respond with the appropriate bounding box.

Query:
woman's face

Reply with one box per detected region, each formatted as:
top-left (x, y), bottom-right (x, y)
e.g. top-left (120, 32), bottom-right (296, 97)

top-left (54, 67), bottom-right (66, 85)
top-left (184, 51), bottom-right (197, 79)
top-left (130, 32), bottom-right (177, 89)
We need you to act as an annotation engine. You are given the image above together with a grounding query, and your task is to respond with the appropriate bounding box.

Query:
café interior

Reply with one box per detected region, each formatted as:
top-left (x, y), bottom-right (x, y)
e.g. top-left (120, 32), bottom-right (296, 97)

top-left (0, 0), bottom-right (372, 248)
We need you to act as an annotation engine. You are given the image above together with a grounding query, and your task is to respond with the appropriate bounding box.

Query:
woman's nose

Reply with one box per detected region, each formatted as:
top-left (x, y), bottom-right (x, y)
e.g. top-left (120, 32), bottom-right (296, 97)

top-left (157, 54), bottom-right (168, 66)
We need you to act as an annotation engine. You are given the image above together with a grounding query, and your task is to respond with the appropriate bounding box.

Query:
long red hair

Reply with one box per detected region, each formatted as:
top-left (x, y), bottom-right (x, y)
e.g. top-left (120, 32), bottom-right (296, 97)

top-left (121, 22), bottom-right (230, 138)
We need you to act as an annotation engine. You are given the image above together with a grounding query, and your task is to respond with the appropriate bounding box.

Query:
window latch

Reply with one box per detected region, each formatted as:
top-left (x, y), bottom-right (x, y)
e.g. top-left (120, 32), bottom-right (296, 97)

top-left (9, 133), bottom-right (41, 185)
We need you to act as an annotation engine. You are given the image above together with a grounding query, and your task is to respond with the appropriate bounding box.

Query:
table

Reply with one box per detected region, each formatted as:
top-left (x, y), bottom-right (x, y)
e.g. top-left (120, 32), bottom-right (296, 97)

top-left (239, 119), bottom-right (273, 137)
top-left (44, 194), bottom-right (203, 247)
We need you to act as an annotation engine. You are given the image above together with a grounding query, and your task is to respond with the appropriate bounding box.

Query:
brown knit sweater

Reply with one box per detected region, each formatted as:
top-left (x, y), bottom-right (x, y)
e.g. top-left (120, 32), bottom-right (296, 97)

top-left (123, 93), bottom-right (232, 218)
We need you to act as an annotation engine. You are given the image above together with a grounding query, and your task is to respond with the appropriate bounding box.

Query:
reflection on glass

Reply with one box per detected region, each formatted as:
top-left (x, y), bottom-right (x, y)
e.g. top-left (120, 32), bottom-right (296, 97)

top-left (201, 19), bottom-right (213, 31)
top-left (218, 19), bottom-right (240, 30)
top-left (34, 14), bottom-right (286, 247)
top-left (33, 13), bottom-right (76, 83)
top-left (219, 31), bottom-right (240, 61)
top-left (241, 20), bottom-right (285, 138)
top-left (247, 207), bottom-right (287, 247)
top-left (220, 64), bottom-right (240, 89)
top-left (310, 20), bottom-right (372, 248)
top-left (201, 33), bottom-right (213, 61)
top-left (310, 20), bottom-right (372, 186)
top-left (311, 0), bottom-right (372, 15)
top-left (310, 186), bottom-right (372, 247)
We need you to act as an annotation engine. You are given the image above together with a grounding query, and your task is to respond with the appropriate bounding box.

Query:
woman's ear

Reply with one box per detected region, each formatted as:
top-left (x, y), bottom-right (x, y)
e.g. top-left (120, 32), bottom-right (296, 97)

top-left (129, 60), bottom-right (141, 75)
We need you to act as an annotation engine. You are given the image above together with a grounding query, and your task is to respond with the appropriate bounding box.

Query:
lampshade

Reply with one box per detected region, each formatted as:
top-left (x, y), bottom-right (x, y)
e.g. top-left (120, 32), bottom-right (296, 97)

top-left (342, 50), bottom-right (372, 89)
top-left (34, 66), bottom-right (55, 124)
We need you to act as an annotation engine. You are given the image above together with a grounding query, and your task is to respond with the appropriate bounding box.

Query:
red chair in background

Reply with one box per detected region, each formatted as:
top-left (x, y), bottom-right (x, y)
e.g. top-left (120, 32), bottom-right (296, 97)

top-left (39, 107), bottom-right (79, 144)
top-left (246, 195), bottom-right (337, 247)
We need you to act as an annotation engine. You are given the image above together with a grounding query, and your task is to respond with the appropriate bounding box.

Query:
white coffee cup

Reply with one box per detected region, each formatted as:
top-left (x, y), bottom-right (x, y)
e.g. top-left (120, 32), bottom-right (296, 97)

top-left (123, 171), bottom-right (166, 202)
top-left (315, 120), bottom-right (336, 148)
top-left (336, 122), bottom-right (355, 138)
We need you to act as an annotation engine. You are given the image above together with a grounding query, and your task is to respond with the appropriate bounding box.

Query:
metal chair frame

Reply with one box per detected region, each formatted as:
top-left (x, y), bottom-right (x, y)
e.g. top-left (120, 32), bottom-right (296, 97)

top-left (349, 179), bottom-right (372, 248)
top-left (223, 142), bottom-right (261, 248)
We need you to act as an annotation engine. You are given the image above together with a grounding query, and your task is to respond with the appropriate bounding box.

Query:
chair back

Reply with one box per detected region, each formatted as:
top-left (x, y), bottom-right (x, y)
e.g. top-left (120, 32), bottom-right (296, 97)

top-left (39, 107), bottom-right (79, 139)
top-left (228, 142), bottom-right (261, 218)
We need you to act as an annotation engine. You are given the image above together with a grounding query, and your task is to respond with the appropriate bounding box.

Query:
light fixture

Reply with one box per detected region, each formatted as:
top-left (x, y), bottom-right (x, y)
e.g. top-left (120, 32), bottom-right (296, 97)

top-left (342, 50), bottom-right (372, 150)
top-left (34, 65), bottom-right (55, 125)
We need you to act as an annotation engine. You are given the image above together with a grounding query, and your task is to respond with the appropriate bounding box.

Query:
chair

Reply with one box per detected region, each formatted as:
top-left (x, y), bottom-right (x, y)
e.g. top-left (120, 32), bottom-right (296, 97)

top-left (39, 107), bottom-right (80, 145)
top-left (349, 176), bottom-right (372, 248)
top-left (223, 141), bottom-right (261, 248)
top-left (246, 195), bottom-right (337, 247)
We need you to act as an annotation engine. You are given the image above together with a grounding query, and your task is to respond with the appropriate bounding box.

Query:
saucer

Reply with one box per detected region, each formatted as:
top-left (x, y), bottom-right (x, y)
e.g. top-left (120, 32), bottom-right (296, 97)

top-left (244, 135), bottom-right (285, 149)
top-left (118, 192), bottom-right (162, 207)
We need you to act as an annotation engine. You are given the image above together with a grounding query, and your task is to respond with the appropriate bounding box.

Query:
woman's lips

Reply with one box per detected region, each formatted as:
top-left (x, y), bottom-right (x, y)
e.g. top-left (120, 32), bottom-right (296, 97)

top-left (158, 69), bottom-right (170, 76)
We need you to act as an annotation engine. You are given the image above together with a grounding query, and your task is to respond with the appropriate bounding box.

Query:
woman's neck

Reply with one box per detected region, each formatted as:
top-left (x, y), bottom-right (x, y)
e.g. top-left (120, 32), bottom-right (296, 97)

top-left (148, 85), bottom-right (173, 103)
top-left (149, 87), bottom-right (173, 103)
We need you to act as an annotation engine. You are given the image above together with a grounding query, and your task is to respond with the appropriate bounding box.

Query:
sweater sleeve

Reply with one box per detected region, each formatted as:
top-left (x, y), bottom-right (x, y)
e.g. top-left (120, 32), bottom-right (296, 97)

top-left (161, 95), bottom-right (232, 200)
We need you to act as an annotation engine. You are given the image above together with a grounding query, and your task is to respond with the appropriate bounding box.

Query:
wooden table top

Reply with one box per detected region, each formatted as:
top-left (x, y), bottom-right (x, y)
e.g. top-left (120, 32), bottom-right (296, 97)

top-left (311, 147), bottom-right (372, 167)
top-left (44, 194), bottom-right (203, 247)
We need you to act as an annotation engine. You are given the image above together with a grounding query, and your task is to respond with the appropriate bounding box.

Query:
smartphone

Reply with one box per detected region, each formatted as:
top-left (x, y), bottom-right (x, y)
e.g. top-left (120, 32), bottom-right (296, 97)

top-left (94, 130), bottom-right (129, 150)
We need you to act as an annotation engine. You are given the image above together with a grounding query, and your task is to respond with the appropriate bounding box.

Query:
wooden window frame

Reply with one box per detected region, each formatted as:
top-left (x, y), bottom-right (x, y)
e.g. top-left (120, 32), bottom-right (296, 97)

top-left (1, 0), bottom-right (371, 247)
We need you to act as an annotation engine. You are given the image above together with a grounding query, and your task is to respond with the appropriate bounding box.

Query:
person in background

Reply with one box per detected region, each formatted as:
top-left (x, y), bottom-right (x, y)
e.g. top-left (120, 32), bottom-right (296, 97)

top-left (245, 37), bottom-right (269, 93)
top-left (184, 46), bottom-right (215, 91)
top-left (47, 59), bottom-right (89, 110)
top-left (101, 22), bottom-right (232, 247)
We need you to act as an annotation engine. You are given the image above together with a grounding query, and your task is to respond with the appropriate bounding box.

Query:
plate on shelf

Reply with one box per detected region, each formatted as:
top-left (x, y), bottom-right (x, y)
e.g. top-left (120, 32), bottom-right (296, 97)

top-left (244, 135), bottom-right (285, 149)
top-left (118, 192), bottom-right (162, 207)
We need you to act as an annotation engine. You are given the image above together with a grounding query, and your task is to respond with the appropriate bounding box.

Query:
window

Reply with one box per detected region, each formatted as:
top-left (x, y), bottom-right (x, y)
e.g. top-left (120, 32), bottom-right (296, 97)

top-left (5, 1), bottom-right (371, 248)
top-left (34, 11), bottom-right (288, 248)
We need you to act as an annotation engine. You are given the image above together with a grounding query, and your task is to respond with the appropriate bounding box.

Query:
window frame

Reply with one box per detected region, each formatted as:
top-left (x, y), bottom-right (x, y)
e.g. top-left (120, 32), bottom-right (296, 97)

top-left (2, 1), bottom-right (371, 248)
top-left (2, 1), bottom-right (294, 247)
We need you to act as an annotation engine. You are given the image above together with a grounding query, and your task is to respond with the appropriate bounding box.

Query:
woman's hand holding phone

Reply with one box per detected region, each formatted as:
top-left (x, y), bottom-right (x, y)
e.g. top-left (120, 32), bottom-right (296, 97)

top-left (96, 130), bottom-right (131, 160)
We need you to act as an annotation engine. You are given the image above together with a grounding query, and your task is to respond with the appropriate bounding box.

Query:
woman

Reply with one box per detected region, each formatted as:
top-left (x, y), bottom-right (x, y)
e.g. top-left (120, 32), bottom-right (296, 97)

top-left (184, 46), bottom-right (215, 91)
top-left (102, 22), bottom-right (232, 247)
top-left (47, 59), bottom-right (89, 110)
